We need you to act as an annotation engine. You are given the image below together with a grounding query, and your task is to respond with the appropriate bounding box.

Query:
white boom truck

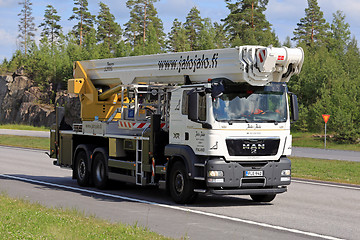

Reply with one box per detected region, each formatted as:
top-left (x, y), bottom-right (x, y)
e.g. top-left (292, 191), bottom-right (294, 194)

top-left (50, 46), bottom-right (304, 203)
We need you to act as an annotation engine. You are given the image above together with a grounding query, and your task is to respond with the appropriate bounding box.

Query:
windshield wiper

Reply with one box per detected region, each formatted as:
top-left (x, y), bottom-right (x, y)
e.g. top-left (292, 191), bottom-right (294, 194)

top-left (263, 119), bottom-right (279, 125)
top-left (218, 119), bottom-right (249, 124)
top-left (228, 119), bottom-right (249, 124)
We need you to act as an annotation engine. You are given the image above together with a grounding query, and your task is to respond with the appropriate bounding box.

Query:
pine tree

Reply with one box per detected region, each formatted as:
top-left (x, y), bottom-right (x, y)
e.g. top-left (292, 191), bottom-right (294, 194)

top-left (124, 3), bottom-right (142, 47)
top-left (144, 23), bottom-right (161, 54)
top-left (18, 0), bottom-right (37, 56)
top-left (184, 7), bottom-right (203, 51)
top-left (37, 5), bottom-right (63, 93)
top-left (343, 37), bottom-right (360, 77)
top-left (283, 36), bottom-right (292, 48)
top-left (82, 28), bottom-right (102, 59)
top-left (168, 19), bottom-right (190, 52)
top-left (39, 5), bottom-right (62, 49)
top-left (222, 0), bottom-right (277, 46)
top-left (292, 0), bottom-right (329, 46)
top-left (213, 22), bottom-right (229, 49)
top-left (96, 2), bottom-right (122, 54)
top-left (198, 18), bottom-right (216, 50)
top-left (124, 0), bottom-right (165, 55)
top-left (69, 0), bottom-right (95, 47)
top-left (329, 10), bottom-right (351, 54)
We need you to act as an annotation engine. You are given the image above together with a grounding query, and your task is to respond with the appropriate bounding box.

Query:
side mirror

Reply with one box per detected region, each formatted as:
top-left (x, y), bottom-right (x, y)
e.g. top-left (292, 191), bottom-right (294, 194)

top-left (290, 94), bottom-right (299, 122)
top-left (188, 92), bottom-right (198, 121)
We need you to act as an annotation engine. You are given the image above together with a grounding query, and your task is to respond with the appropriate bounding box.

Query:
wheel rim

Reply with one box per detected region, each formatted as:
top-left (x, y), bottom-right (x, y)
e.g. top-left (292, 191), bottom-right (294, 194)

top-left (174, 171), bottom-right (184, 194)
top-left (78, 160), bottom-right (86, 180)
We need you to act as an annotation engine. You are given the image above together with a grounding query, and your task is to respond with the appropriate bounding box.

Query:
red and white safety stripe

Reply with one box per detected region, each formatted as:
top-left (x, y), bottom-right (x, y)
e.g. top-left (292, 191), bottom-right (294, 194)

top-left (118, 120), bottom-right (135, 129)
top-left (133, 122), bottom-right (151, 129)
top-left (118, 120), bottom-right (166, 129)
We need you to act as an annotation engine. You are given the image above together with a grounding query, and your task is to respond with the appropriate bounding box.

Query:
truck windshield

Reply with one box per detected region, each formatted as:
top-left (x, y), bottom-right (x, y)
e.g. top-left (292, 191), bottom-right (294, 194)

top-left (212, 85), bottom-right (287, 123)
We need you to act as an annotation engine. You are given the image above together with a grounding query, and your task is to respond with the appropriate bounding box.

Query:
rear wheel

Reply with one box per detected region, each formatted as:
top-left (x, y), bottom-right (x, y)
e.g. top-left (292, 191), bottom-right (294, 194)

top-left (250, 194), bottom-right (276, 203)
top-left (75, 150), bottom-right (90, 186)
top-left (92, 152), bottom-right (108, 189)
top-left (169, 161), bottom-right (197, 204)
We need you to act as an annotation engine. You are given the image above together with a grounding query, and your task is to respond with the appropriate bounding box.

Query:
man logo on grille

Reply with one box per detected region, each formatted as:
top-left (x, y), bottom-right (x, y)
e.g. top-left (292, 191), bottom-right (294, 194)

top-left (243, 143), bottom-right (265, 154)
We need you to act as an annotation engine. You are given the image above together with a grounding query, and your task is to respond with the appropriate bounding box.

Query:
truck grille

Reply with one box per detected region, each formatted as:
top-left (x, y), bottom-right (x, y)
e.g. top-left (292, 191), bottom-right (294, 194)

top-left (226, 138), bottom-right (280, 156)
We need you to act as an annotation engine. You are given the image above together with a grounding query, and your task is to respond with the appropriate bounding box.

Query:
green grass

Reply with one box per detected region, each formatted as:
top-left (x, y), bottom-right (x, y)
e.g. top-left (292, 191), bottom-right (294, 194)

top-left (0, 193), bottom-right (170, 240)
top-left (0, 135), bottom-right (49, 150)
top-left (291, 157), bottom-right (360, 185)
top-left (0, 124), bottom-right (49, 131)
top-left (292, 131), bottom-right (360, 151)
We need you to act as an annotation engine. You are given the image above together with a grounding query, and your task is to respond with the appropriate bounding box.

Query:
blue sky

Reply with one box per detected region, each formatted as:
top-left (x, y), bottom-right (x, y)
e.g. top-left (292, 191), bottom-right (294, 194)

top-left (1, 0), bottom-right (360, 61)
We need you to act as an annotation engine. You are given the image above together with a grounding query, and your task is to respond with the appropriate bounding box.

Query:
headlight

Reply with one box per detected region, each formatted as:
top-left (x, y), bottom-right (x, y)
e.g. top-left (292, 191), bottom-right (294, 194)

top-left (208, 170), bottom-right (224, 177)
top-left (281, 170), bottom-right (291, 176)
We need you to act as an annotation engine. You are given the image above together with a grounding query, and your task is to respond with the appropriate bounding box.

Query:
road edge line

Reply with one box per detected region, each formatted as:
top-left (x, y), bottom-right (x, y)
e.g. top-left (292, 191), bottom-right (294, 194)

top-left (0, 173), bottom-right (344, 240)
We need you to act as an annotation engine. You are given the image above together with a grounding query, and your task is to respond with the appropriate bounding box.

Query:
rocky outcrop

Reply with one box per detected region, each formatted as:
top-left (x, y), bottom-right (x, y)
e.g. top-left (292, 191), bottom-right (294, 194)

top-left (0, 74), bottom-right (80, 127)
top-left (55, 91), bottom-right (81, 125)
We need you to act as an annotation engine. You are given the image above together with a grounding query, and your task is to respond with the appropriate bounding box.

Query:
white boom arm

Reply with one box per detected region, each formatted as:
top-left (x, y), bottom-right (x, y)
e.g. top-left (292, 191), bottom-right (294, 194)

top-left (78, 46), bottom-right (304, 86)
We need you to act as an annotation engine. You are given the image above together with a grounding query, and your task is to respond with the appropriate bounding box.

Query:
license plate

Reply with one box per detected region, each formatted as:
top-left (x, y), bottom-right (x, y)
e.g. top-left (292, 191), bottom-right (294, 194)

top-left (245, 170), bottom-right (263, 177)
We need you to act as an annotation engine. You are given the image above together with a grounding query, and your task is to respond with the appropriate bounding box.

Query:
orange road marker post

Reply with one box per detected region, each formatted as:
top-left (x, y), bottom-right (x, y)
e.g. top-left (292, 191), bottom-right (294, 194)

top-left (322, 114), bottom-right (330, 149)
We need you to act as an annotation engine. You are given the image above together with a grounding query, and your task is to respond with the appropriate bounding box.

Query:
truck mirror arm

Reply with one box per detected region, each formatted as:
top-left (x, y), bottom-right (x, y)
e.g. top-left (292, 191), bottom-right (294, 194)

top-left (188, 117), bottom-right (212, 129)
top-left (201, 122), bottom-right (212, 129)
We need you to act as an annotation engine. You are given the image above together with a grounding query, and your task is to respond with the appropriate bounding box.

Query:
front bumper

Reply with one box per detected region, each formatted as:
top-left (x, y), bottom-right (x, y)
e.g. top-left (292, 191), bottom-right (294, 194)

top-left (206, 156), bottom-right (291, 195)
top-left (209, 187), bottom-right (287, 195)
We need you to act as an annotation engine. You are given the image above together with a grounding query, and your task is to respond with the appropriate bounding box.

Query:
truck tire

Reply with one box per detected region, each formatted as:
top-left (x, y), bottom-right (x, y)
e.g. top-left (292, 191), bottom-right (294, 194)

top-left (75, 150), bottom-right (90, 186)
top-left (250, 194), bottom-right (276, 203)
top-left (169, 161), bottom-right (197, 204)
top-left (92, 152), bottom-right (108, 189)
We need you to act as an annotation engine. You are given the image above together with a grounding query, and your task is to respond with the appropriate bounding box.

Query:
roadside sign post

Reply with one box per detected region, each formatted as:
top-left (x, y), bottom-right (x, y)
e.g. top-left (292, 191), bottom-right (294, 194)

top-left (322, 114), bottom-right (330, 149)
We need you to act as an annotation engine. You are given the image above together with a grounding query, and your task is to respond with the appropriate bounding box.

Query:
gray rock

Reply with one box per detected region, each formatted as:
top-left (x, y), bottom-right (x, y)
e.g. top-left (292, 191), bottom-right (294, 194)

top-left (55, 90), bottom-right (81, 125)
top-left (0, 74), bottom-right (80, 127)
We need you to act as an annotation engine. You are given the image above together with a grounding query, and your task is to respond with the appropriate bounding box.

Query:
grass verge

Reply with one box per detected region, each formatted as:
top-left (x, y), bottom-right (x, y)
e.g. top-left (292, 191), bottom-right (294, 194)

top-left (0, 124), bottom-right (48, 131)
top-left (0, 193), bottom-right (169, 239)
top-left (0, 135), bottom-right (49, 150)
top-left (292, 131), bottom-right (360, 151)
top-left (291, 157), bottom-right (360, 185)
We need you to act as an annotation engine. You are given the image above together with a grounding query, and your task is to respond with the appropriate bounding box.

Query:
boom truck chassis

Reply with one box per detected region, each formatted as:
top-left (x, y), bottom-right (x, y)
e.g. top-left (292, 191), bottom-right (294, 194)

top-left (50, 46), bottom-right (304, 203)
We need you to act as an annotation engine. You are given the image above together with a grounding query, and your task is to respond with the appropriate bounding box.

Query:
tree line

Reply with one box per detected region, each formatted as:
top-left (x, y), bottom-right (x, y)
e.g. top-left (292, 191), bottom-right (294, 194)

top-left (1, 0), bottom-right (359, 143)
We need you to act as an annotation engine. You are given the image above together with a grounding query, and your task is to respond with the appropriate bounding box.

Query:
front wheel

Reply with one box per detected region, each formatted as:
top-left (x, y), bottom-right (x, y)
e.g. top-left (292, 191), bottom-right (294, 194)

top-left (250, 194), bottom-right (276, 203)
top-left (169, 161), bottom-right (197, 204)
top-left (92, 152), bottom-right (108, 189)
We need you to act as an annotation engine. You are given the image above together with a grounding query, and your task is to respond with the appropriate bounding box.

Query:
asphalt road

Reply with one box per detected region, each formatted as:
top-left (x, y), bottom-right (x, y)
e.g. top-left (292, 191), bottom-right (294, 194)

top-left (1, 129), bottom-right (359, 161)
top-left (0, 146), bottom-right (359, 240)
top-left (291, 147), bottom-right (360, 162)
top-left (0, 129), bottom-right (50, 138)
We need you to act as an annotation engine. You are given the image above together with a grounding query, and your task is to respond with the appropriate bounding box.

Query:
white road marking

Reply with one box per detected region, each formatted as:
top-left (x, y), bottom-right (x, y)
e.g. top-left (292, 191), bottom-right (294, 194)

top-left (0, 173), bottom-right (343, 240)
top-left (292, 179), bottom-right (360, 190)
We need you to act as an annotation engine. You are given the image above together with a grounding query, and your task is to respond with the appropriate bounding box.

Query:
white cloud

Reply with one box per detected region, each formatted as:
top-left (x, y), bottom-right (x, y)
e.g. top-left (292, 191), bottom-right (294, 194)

top-left (0, 28), bottom-right (16, 45)
top-left (319, 0), bottom-right (360, 17)
top-left (265, 0), bottom-right (307, 43)
top-left (266, 0), bottom-right (360, 43)
top-left (266, 0), bottom-right (307, 21)
top-left (318, 0), bottom-right (360, 41)
top-left (0, 0), bottom-right (17, 7)
top-left (318, 0), bottom-right (360, 28)
top-left (0, 29), bottom-right (17, 60)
